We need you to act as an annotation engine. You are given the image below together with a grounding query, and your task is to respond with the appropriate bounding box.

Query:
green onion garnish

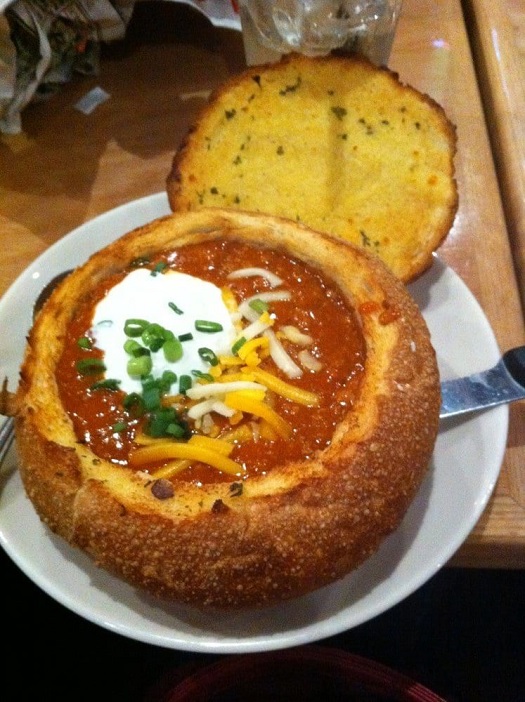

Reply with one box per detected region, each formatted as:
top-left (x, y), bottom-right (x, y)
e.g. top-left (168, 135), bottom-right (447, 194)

top-left (77, 336), bottom-right (92, 350)
top-left (124, 319), bottom-right (149, 337)
top-left (124, 339), bottom-right (141, 355)
top-left (141, 322), bottom-right (166, 352)
top-left (142, 385), bottom-right (162, 411)
top-left (143, 407), bottom-right (189, 439)
top-left (166, 422), bottom-right (187, 438)
top-left (179, 374), bottom-right (192, 394)
top-left (231, 337), bottom-right (246, 355)
top-left (90, 378), bottom-right (121, 391)
top-left (198, 347), bottom-right (219, 366)
top-left (192, 370), bottom-right (213, 381)
top-left (248, 298), bottom-right (269, 314)
top-left (127, 354), bottom-right (152, 377)
top-left (123, 392), bottom-right (145, 417)
top-left (112, 421), bottom-right (128, 433)
top-left (151, 262), bottom-right (168, 276)
top-left (163, 338), bottom-right (183, 363)
top-left (161, 370), bottom-right (178, 389)
top-left (195, 320), bottom-right (223, 333)
top-left (76, 358), bottom-right (106, 375)
top-left (130, 346), bottom-right (150, 359)
top-left (169, 301), bottom-right (183, 315)
top-left (178, 332), bottom-right (193, 342)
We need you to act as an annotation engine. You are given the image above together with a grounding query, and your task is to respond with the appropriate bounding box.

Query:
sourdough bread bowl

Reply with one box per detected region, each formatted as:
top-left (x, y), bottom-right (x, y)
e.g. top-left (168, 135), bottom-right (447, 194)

top-left (167, 53), bottom-right (458, 283)
top-left (3, 208), bottom-right (440, 610)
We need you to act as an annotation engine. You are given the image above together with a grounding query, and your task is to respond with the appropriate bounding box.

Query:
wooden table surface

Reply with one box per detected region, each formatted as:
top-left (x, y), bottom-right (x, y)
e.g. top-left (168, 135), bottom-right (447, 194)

top-left (1, 0), bottom-right (524, 567)
top-left (463, 0), bottom-right (525, 311)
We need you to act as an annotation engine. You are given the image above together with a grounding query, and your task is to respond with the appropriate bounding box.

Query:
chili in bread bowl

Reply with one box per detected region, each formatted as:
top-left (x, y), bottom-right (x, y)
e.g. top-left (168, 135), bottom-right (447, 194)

top-left (166, 53), bottom-right (458, 283)
top-left (3, 208), bottom-right (440, 609)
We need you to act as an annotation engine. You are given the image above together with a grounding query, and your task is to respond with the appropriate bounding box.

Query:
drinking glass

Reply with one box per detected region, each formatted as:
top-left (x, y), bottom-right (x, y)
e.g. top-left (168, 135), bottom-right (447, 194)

top-left (238, 0), bottom-right (403, 66)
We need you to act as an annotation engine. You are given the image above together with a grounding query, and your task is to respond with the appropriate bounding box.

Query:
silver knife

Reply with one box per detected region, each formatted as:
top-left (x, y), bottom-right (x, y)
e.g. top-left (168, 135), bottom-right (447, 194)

top-left (440, 346), bottom-right (525, 418)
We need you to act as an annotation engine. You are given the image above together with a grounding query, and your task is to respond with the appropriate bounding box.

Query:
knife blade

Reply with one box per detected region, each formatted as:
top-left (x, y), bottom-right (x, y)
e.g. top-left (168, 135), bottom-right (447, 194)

top-left (440, 346), bottom-right (525, 418)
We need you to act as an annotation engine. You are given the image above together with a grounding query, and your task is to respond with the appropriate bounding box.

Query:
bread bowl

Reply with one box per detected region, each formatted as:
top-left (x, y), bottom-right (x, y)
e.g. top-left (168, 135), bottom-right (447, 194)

top-left (2, 208), bottom-right (440, 609)
top-left (167, 53), bottom-right (458, 283)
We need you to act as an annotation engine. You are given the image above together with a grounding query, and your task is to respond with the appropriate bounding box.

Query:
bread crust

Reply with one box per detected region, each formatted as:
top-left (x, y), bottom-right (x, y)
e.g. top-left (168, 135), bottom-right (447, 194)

top-left (11, 208), bottom-right (440, 609)
top-left (167, 53), bottom-right (458, 283)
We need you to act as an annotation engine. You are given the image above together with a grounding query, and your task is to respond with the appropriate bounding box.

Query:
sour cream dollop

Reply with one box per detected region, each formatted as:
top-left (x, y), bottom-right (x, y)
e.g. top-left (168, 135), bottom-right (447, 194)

top-left (91, 268), bottom-right (237, 395)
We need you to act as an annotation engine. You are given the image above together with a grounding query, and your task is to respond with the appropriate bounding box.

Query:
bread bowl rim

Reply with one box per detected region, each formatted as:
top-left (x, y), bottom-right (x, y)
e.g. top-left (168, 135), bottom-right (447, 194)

top-left (10, 207), bottom-right (441, 609)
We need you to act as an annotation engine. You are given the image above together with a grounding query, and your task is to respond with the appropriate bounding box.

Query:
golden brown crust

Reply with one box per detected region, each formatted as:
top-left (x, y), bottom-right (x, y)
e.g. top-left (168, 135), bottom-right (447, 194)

top-left (11, 208), bottom-right (440, 609)
top-left (167, 53), bottom-right (458, 283)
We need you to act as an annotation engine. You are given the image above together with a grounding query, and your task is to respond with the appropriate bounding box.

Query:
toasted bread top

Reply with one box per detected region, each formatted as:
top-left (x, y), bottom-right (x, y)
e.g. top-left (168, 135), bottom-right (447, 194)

top-left (167, 53), bottom-right (458, 283)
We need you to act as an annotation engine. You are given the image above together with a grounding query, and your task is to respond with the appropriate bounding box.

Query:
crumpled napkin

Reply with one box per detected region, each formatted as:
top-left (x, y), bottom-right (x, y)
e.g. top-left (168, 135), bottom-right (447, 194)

top-left (0, 0), bottom-right (239, 134)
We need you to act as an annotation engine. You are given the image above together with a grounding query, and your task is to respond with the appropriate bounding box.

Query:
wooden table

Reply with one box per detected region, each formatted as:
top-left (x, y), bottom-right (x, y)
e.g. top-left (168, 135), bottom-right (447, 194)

top-left (1, 0), bottom-right (524, 567)
top-left (463, 0), bottom-right (525, 311)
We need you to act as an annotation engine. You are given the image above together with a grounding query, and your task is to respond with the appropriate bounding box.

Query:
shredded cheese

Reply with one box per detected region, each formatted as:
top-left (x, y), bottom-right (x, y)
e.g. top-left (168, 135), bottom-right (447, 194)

top-left (280, 325), bottom-right (313, 346)
top-left (242, 366), bottom-right (319, 406)
top-left (227, 267), bottom-right (283, 287)
top-left (263, 329), bottom-right (303, 379)
top-left (186, 380), bottom-right (265, 400)
top-left (130, 437), bottom-right (243, 475)
top-left (224, 392), bottom-right (292, 439)
top-left (299, 349), bottom-right (323, 372)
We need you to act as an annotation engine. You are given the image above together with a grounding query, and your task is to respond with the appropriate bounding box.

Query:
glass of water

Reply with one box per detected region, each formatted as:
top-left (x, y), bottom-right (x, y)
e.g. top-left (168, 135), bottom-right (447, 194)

top-left (238, 0), bottom-right (403, 66)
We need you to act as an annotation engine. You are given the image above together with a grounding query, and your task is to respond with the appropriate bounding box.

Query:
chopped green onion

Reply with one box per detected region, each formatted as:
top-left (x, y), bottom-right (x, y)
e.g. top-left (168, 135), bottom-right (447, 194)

top-left (179, 374), bottom-right (192, 394)
top-left (76, 358), bottom-right (106, 375)
top-left (144, 407), bottom-right (189, 439)
top-left (166, 422), bottom-right (187, 438)
top-left (178, 332), bottom-right (193, 342)
top-left (90, 378), bottom-right (121, 391)
top-left (112, 421), bottom-right (128, 433)
top-left (198, 347), bottom-right (219, 366)
top-left (192, 370), bottom-right (213, 381)
top-left (231, 336), bottom-right (246, 355)
top-left (141, 374), bottom-right (156, 390)
top-left (169, 301), bottom-right (183, 315)
top-left (142, 385), bottom-right (161, 411)
top-left (123, 392), bottom-right (145, 417)
top-left (195, 320), bottom-right (223, 333)
top-left (124, 339), bottom-right (141, 355)
top-left (77, 336), bottom-right (92, 350)
top-left (161, 370), bottom-right (178, 390)
top-left (142, 322), bottom-right (166, 352)
top-left (124, 319), bottom-right (149, 337)
top-left (151, 262), bottom-right (168, 276)
top-left (248, 298), bottom-right (269, 314)
top-left (130, 346), bottom-right (150, 359)
top-left (127, 354), bottom-right (152, 377)
top-left (163, 338), bottom-right (183, 362)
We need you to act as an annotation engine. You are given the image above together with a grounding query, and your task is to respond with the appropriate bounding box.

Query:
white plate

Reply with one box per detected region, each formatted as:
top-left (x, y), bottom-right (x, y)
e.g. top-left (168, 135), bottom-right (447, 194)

top-left (0, 193), bottom-right (508, 654)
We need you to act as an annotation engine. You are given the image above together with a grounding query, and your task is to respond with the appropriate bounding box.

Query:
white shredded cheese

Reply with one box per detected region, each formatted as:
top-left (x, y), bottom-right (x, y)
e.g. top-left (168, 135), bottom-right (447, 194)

top-left (239, 291), bottom-right (292, 322)
top-left (280, 325), bottom-right (313, 346)
top-left (187, 398), bottom-right (236, 420)
top-left (186, 380), bottom-right (266, 400)
top-left (298, 349), bottom-right (323, 372)
top-left (237, 314), bottom-right (273, 342)
top-left (264, 329), bottom-right (303, 379)
top-left (227, 267), bottom-right (283, 287)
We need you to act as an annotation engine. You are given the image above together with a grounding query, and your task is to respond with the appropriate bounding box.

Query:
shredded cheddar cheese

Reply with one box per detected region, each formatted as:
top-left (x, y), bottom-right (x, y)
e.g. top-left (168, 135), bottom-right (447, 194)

top-left (242, 366), bottom-right (320, 406)
top-left (224, 392), bottom-right (292, 439)
top-left (130, 436), bottom-right (243, 475)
